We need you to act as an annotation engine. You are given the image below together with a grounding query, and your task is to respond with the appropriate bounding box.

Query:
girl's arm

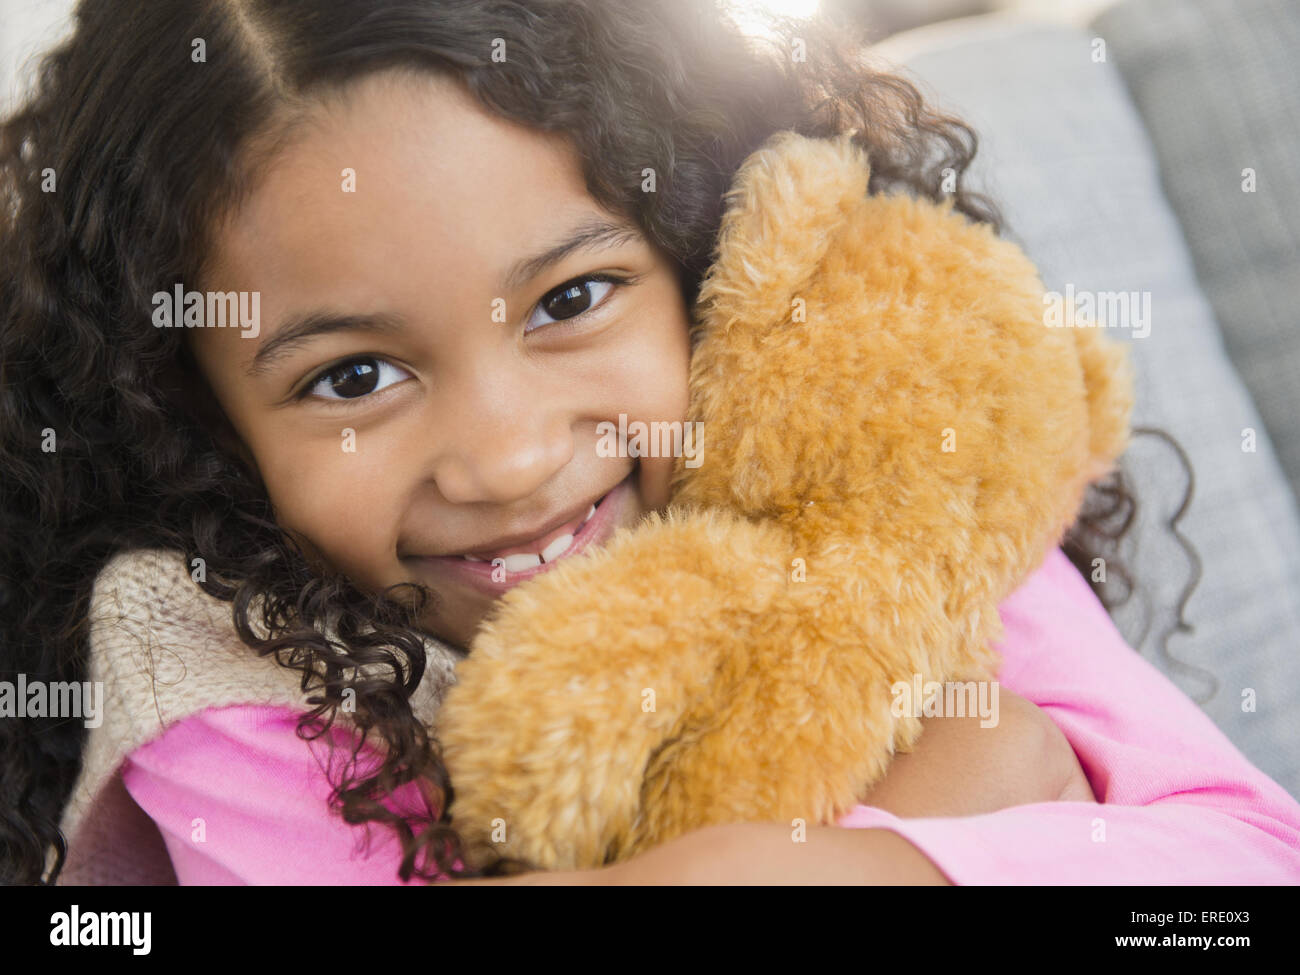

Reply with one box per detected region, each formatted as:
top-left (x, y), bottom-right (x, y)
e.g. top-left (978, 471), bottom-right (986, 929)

top-left (121, 685), bottom-right (1073, 884)
top-left (481, 822), bottom-right (951, 885)
top-left (679, 549), bottom-right (1300, 885)
top-left (855, 687), bottom-right (1095, 816)
top-left (125, 549), bottom-right (1300, 884)
top-left (120, 703), bottom-right (436, 885)
top-left (832, 546), bottom-right (1300, 885)
top-left (457, 690), bottom-right (1088, 886)
top-left (469, 548), bottom-right (1300, 885)
top-left (689, 549), bottom-right (1300, 884)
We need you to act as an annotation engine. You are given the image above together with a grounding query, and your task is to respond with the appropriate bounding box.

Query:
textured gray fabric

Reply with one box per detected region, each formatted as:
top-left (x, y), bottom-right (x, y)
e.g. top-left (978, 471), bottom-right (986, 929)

top-left (872, 16), bottom-right (1300, 797)
top-left (1092, 0), bottom-right (1300, 505)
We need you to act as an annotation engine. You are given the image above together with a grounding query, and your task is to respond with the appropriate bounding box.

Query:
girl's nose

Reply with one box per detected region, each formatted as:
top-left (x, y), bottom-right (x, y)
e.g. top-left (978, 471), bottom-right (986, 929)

top-left (424, 369), bottom-right (575, 506)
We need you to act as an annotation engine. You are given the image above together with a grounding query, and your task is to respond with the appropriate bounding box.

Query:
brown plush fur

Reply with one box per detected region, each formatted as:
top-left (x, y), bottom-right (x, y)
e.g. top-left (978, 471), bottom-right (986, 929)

top-left (435, 131), bottom-right (1134, 872)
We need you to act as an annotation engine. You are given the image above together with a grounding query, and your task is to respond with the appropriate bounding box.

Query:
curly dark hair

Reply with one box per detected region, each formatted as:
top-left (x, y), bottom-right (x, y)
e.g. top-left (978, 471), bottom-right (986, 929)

top-left (0, 0), bottom-right (1193, 885)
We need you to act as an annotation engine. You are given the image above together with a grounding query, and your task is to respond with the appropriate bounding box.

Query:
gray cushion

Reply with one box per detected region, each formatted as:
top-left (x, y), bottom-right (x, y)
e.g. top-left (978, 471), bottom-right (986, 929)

top-left (872, 15), bottom-right (1300, 797)
top-left (1092, 0), bottom-right (1300, 507)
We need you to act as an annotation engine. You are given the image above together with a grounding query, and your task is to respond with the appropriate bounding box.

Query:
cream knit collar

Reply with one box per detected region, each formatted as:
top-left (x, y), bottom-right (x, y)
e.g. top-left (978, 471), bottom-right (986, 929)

top-left (56, 547), bottom-right (461, 885)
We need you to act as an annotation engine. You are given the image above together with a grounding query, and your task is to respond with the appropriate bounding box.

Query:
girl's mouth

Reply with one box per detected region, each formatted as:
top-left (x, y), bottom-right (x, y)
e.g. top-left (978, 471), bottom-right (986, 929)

top-left (412, 472), bottom-right (635, 596)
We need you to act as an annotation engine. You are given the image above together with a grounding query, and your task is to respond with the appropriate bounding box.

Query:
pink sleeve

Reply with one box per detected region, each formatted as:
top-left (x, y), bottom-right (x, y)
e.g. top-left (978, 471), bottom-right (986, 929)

top-left (121, 703), bottom-right (452, 885)
top-left (835, 547), bottom-right (1300, 884)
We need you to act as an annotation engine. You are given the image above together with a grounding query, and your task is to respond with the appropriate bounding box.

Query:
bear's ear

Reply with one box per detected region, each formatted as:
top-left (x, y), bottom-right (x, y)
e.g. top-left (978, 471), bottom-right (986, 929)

top-left (693, 130), bottom-right (870, 338)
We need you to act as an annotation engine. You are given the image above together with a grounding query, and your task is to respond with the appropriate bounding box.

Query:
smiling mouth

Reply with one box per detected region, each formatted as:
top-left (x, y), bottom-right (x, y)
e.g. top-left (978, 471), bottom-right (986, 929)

top-left (407, 472), bottom-right (634, 591)
top-left (455, 498), bottom-right (601, 569)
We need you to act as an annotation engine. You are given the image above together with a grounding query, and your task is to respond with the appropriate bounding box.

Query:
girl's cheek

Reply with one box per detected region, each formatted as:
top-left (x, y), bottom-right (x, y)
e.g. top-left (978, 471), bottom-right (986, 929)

top-left (257, 433), bottom-right (401, 582)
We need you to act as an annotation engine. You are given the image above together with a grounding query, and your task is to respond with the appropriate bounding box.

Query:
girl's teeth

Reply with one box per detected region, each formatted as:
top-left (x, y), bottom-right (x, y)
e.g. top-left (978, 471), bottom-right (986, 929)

top-left (540, 533), bottom-right (574, 563)
top-left (501, 552), bottom-right (542, 572)
top-left (459, 497), bottom-right (600, 566)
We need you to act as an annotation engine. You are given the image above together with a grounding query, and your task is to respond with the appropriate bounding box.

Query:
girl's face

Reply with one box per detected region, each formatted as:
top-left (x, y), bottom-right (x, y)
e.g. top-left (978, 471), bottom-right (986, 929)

top-left (189, 70), bottom-right (692, 650)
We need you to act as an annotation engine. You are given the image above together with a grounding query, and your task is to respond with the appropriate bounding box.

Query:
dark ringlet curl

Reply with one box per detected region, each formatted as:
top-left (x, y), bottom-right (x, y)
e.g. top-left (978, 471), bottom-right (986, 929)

top-left (1, 0), bottom-right (1190, 884)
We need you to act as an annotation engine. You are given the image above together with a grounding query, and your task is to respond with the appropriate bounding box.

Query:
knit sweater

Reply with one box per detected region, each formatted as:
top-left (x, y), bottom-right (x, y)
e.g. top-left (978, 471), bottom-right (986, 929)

top-left (56, 545), bottom-right (1300, 884)
top-left (54, 547), bottom-right (461, 885)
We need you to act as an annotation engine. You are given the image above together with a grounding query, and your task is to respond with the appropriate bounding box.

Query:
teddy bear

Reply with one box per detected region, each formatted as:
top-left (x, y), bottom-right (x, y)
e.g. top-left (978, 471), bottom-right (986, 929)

top-left (433, 129), bottom-right (1134, 874)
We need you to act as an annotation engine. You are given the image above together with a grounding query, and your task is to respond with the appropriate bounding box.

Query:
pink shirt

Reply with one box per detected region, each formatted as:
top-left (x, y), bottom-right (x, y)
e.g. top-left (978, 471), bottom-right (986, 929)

top-left (121, 547), bottom-right (1300, 884)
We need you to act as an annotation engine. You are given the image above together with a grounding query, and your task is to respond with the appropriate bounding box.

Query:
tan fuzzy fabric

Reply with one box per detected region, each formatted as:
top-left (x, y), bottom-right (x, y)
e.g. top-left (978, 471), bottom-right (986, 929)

top-left (54, 548), bottom-right (460, 885)
top-left (435, 130), bottom-right (1134, 872)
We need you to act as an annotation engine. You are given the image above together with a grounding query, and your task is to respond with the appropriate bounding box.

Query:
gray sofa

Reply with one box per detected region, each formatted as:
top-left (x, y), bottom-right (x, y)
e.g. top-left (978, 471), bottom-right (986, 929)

top-left (875, 0), bottom-right (1300, 797)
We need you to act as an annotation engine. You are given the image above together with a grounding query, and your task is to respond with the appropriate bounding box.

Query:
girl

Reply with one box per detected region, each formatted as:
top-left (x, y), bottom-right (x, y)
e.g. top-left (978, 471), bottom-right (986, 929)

top-left (2, 0), bottom-right (1297, 886)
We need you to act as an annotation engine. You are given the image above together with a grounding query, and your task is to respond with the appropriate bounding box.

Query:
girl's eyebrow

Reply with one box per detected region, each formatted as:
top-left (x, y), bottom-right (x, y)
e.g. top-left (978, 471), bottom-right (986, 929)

top-left (501, 216), bottom-right (643, 291)
top-left (246, 312), bottom-right (404, 378)
top-left (245, 216), bottom-right (643, 379)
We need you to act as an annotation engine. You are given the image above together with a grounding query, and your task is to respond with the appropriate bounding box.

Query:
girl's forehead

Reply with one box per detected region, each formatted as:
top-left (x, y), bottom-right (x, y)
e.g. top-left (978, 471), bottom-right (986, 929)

top-left (191, 68), bottom-right (653, 386)
top-left (205, 68), bottom-right (607, 289)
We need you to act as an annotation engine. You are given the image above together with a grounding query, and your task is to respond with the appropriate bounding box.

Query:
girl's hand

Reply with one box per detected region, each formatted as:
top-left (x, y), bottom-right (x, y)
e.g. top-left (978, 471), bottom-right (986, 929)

top-left (858, 689), bottom-right (1097, 817)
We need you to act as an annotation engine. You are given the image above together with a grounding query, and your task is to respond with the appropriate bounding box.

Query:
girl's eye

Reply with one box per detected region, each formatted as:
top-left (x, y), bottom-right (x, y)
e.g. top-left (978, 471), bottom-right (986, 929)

top-left (303, 357), bottom-right (411, 401)
top-left (297, 273), bottom-right (636, 401)
top-left (524, 273), bottom-right (626, 333)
